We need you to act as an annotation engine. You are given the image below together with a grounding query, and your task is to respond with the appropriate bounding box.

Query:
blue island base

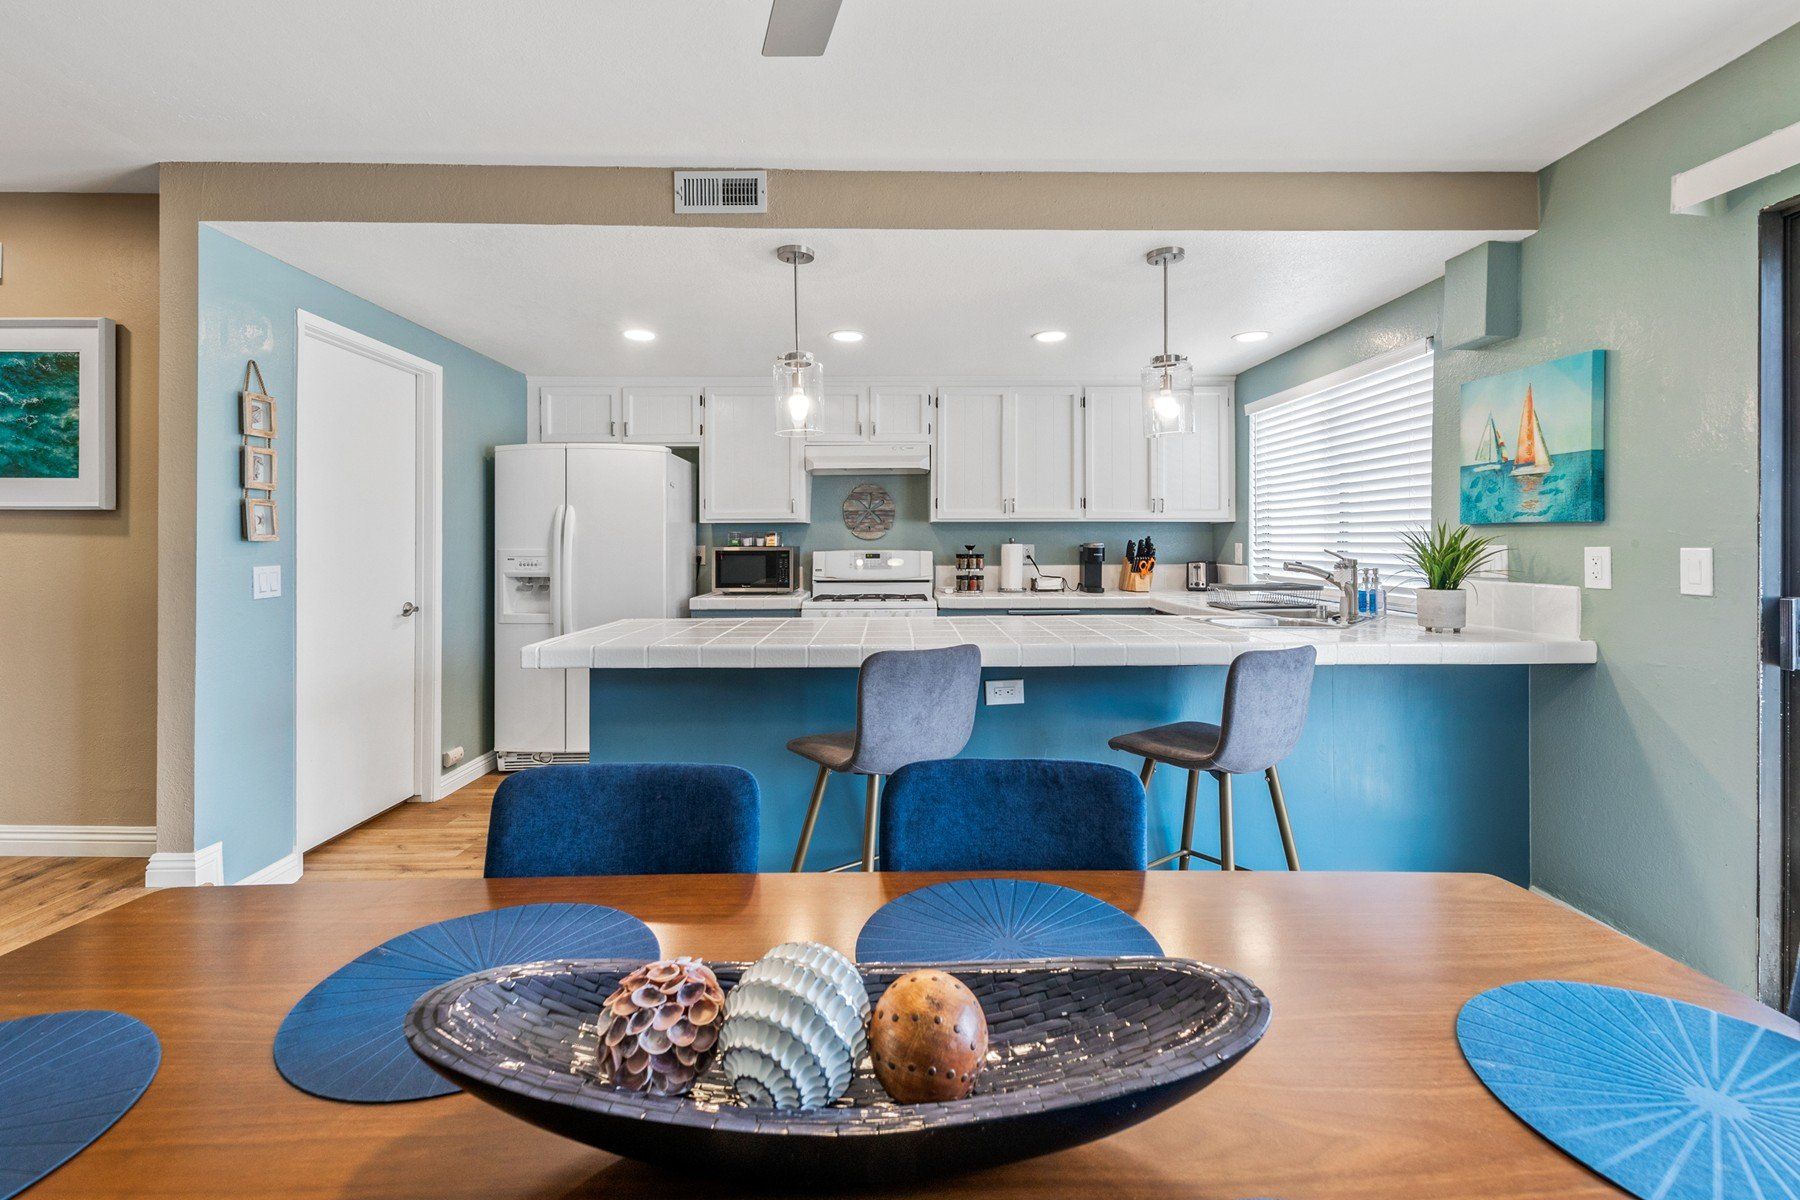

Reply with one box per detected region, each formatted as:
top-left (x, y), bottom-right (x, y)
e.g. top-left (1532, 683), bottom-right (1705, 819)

top-left (587, 666), bottom-right (1527, 881)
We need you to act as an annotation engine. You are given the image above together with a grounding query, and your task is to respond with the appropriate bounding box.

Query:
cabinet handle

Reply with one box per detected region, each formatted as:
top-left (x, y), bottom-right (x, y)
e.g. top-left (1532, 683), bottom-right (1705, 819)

top-left (610, 419), bottom-right (617, 437)
top-left (625, 420), bottom-right (632, 438)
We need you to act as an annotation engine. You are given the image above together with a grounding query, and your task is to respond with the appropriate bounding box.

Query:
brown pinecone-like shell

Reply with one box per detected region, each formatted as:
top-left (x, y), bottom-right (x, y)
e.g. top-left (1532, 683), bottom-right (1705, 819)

top-left (585, 957), bottom-right (725, 1096)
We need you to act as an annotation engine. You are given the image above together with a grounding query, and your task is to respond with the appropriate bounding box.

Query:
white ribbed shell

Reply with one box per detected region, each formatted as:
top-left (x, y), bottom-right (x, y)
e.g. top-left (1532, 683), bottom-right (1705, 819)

top-left (720, 942), bottom-right (868, 1109)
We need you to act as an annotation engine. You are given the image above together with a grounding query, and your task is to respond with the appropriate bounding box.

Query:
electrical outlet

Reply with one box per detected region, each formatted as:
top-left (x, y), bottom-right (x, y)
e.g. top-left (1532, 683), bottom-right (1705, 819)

top-left (1679, 547), bottom-right (1713, 597)
top-left (251, 564), bottom-right (281, 599)
top-left (984, 679), bottom-right (1024, 706)
top-left (442, 746), bottom-right (465, 769)
top-left (1233, 542), bottom-right (1244, 565)
top-left (1583, 547), bottom-right (1611, 590)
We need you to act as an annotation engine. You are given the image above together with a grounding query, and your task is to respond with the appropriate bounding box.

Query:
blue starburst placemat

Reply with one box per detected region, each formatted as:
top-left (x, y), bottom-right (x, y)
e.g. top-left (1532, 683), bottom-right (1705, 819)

top-left (856, 878), bottom-right (1163, 963)
top-left (0, 1010), bottom-right (160, 1200)
top-left (275, 902), bottom-right (658, 1103)
top-left (1458, 980), bottom-right (1800, 1199)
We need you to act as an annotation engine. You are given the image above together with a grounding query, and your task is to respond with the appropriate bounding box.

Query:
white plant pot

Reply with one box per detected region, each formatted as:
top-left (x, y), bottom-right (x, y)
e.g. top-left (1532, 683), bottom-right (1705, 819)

top-left (1415, 588), bottom-right (1468, 634)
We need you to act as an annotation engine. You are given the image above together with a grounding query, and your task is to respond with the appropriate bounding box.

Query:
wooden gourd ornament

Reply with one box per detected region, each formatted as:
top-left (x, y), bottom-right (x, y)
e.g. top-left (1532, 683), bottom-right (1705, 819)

top-left (869, 969), bottom-right (988, 1103)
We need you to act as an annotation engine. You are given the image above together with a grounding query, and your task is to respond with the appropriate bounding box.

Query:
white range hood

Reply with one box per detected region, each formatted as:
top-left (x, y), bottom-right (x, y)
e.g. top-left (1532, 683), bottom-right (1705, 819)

top-left (803, 442), bottom-right (930, 475)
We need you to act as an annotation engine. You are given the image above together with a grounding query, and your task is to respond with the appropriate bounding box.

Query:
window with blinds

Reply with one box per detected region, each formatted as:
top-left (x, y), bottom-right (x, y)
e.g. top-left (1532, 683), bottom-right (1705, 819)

top-left (1247, 340), bottom-right (1434, 584)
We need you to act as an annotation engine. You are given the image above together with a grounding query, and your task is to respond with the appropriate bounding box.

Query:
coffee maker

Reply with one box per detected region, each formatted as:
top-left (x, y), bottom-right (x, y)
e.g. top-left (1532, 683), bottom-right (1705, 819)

top-left (1078, 542), bottom-right (1106, 594)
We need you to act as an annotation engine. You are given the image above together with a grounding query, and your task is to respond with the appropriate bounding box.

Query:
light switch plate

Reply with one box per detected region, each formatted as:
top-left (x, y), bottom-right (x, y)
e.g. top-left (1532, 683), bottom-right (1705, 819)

top-left (1679, 547), bottom-right (1713, 596)
top-left (984, 679), bottom-right (1024, 706)
top-left (252, 564), bottom-right (281, 599)
top-left (1583, 547), bottom-right (1611, 590)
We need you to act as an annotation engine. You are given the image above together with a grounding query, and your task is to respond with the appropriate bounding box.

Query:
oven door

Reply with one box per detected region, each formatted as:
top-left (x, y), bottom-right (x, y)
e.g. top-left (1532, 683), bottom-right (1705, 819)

top-left (713, 547), bottom-right (794, 593)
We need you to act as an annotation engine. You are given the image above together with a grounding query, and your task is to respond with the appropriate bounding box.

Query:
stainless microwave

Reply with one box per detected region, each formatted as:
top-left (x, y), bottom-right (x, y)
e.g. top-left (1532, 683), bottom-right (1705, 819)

top-left (713, 546), bottom-right (796, 593)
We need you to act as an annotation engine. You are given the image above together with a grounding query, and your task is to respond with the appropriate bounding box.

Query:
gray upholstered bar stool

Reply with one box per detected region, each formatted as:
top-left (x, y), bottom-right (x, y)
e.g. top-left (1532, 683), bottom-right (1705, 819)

top-left (788, 643), bottom-right (982, 872)
top-left (1108, 644), bottom-right (1317, 871)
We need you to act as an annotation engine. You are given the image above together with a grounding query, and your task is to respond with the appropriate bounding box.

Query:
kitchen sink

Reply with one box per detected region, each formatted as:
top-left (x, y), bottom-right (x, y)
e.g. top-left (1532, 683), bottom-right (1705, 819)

top-left (1203, 616), bottom-right (1339, 629)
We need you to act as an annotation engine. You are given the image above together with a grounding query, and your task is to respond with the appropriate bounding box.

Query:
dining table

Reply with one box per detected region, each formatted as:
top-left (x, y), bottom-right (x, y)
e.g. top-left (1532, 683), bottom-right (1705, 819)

top-left (1, 870), bottom-right (1790, 1199)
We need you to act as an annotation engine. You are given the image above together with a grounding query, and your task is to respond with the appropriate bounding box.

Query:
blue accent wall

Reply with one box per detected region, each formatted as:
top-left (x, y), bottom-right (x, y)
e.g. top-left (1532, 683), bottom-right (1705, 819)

top-left (195, 227), bottom-right (525, 882)
top-left (587, 665), bottom-right (1529, 879)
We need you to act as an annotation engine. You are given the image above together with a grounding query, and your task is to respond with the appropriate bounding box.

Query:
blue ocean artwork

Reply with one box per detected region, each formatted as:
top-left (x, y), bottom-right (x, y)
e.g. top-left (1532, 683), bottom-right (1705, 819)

top-left (0, 351), bottom-right (80, 479)
top-left (1459, 350), bottom-right (1605, 524)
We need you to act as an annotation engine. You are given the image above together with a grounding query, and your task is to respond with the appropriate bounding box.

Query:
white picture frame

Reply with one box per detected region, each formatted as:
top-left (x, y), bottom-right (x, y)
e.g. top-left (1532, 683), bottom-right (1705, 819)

top-left (0, 318), bottom-right (117, 509)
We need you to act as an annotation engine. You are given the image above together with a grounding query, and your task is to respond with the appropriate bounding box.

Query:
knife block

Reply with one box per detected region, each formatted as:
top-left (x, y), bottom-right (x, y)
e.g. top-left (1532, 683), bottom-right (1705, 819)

top-left (1120, 563), bottom-right (1154, 593)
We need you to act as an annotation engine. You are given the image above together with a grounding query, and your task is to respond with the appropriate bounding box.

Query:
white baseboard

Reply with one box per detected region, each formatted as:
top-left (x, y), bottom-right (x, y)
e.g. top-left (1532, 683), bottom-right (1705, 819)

top-left (145, 841), bottom-right (224, 888)
top-left (236, 849), bottom-right (304, 885)
top-left (435, 750), bottom-right (497, 799)
top-left (0, 824), bottom-right (157, 857)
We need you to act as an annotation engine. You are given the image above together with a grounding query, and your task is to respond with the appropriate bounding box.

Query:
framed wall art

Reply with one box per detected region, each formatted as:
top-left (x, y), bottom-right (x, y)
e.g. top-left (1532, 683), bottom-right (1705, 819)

top-left (244, 496), bottom-right (279, 542)
top-left (242, 444), bottom-right (278, 492)
top-left (241, 390), bottom-right (278, 438)
top-left (0, 318), bottom-right (117, 509)
top-left (1459, 349), bottom-right (1606, 524)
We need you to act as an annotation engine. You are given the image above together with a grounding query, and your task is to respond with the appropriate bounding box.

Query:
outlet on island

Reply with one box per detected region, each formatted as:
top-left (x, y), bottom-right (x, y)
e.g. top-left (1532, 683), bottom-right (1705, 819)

top-left (984, 679), bottom-right (1024, 706)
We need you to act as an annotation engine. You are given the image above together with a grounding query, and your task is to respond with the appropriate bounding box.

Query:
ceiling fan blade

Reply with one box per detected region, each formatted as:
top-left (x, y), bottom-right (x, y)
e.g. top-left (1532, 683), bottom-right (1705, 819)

top-left (762, 0), bottom-right (842, 56)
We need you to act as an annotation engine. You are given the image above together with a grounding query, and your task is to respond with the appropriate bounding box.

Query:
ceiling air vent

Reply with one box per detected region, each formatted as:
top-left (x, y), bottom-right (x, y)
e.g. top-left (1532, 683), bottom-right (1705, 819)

top-left (674, 170), bottom-right (768, 214)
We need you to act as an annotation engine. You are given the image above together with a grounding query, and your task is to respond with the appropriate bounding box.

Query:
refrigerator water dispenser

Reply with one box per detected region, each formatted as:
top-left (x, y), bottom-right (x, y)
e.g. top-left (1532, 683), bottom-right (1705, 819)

top-left (500, 552), bottom-right (552, 622)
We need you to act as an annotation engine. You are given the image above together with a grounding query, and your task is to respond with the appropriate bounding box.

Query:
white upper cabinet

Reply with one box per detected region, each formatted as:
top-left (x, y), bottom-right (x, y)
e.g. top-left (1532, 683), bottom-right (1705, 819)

top-left (809, 385), bottom-right (868, 443)
top-left (538, 384), bottom-right (618, 442)
top-left (1084, 386), bottom-right (1155, 519)
top-left (933, 387), bottom-right (1009, 519)
top-left (621, 386), bottom-right (702, 445)
top-left (699, 389), bottom-right (809, 523)
top-left (1010, 387), bottom-right (1085, 519)
top-left (868, 385), bottom-right (933, 443)
top-left (1154, 383), bottom-right (1234, 520)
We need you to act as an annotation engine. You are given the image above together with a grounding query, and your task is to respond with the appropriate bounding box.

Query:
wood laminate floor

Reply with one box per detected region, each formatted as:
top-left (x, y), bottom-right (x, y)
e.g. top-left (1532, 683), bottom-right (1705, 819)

top-left (0, 773), bottom-right (502, 958)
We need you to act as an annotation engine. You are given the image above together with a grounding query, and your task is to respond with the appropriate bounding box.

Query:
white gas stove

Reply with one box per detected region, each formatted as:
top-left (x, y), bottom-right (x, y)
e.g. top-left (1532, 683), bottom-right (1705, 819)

top-left (801, 550), bottom-right (938, 617)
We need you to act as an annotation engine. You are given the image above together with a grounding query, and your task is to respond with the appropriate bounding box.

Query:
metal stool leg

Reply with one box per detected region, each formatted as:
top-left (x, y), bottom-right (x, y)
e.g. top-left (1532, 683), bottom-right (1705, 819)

top-left (791, 765), bottom-right (831, 872)
top-left (1266, 764), bottom-right (1300, 871)
top-left (1176, 769), bottom-right (1200, 871)
top-left (1217, 772), bottom-right (1236, 871)
top-left (860, 775), bottom-right (882, 872)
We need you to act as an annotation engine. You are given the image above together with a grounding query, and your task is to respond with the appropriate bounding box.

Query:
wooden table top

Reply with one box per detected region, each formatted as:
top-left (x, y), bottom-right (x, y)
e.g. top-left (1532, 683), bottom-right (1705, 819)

top-left (1, 872), bottom-right (1789, 1199)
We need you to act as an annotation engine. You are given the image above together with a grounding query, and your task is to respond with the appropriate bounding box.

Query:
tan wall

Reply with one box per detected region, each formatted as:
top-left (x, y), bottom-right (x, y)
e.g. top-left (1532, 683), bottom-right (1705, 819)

top-left (1, 193), bottom-right (159, 828)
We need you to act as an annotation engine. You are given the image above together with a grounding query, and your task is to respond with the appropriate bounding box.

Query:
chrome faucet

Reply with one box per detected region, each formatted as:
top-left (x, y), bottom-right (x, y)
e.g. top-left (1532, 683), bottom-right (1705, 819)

top-left (1283, 550), bottom-right (1365, 625)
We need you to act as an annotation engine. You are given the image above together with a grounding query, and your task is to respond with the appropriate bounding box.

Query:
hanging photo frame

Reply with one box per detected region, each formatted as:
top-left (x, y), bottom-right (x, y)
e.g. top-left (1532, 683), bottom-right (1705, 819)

top-left (244, 496), bottom-right (279, 542)
top-left (242, 444), bottom-right (278, 492)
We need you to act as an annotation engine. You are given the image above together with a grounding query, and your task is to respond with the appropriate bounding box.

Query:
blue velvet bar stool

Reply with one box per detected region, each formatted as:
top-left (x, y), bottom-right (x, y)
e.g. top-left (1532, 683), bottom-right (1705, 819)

top-left (788, 643), bottom-right (982, 872)
top-left (880, 759), bottom-right (1147, 872)
top-left (484, 763), bottom-right (759, 877)
top-left (1108, 645), bottom-right (1316, 871)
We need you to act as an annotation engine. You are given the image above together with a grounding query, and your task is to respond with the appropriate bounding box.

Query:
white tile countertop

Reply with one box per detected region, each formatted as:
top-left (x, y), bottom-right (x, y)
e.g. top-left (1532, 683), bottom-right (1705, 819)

top-left (687, 589), bottom-right (807, 611)
top-left (524, 612), bottom-right (1597, 670)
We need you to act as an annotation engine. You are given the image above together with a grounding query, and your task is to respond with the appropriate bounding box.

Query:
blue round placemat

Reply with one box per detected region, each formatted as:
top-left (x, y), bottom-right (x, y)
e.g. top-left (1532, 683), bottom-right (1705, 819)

top-left (1458, 980), bottom-right (1800, 1199)
top-left (275, 902), bottom-right (658, 1103)
top-left (0, 1010), bottom-right (160, 1200)
top-left (856, 878), bottom-right (1163, 962)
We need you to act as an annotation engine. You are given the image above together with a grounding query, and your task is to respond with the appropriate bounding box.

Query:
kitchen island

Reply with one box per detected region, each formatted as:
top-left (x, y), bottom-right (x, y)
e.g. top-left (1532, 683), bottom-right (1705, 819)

top-left (526, 613), bottom-right (1595, 876)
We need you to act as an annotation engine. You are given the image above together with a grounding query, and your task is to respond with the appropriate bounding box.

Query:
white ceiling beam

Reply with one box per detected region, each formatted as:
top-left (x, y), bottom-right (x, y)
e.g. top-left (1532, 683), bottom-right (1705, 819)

top-left (1671, 120), bottom-right (1800, 216)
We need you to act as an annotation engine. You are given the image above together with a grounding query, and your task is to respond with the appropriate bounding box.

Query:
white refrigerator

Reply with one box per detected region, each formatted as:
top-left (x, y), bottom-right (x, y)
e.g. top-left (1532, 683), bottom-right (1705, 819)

top-left (494, 442), bottom-right (696, 769)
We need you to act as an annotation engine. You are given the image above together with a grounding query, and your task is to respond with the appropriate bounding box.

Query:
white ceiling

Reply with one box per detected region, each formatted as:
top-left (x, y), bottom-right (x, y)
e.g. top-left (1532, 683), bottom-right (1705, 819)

top-left (7, 1), bottom-right (1797, 190)
top-left (213, 223), bottom-right (1527, 377)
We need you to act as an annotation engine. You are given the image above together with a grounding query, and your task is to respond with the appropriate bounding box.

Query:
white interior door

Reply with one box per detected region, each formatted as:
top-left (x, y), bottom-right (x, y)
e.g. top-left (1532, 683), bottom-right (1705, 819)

top-left (297, 319), bottom-right (435, 851)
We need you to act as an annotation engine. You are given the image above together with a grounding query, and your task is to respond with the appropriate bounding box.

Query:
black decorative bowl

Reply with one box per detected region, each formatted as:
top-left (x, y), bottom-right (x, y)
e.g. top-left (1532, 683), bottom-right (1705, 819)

top-left (404, 957), bottom-right (1269, 1184)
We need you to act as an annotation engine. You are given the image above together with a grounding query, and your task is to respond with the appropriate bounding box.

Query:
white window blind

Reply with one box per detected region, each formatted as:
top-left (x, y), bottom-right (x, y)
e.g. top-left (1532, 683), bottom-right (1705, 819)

top-left (1247, 340), bottom-right (1434, 584)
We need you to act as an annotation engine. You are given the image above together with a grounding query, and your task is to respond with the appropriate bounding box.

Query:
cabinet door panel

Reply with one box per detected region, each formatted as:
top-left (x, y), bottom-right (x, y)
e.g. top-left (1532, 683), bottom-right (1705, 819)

top-left (1084, 386), bottom-right (1155, 519)
top-left (933, 388), bottom-right (1008, 520)
top-left (1010, 387), bottom-right (1084, 520)
top-left (621, 386), bottom-right (702, 445)
top-left (1155, 384), bottom-right (1235, 520)
top-left (539, 385), bottom-right (617, 442)
top-left (700, 390), bottom-right (807, 522)
top-left (869, 385), bottom-right (932, 442)
top-left (810, 386), bottom-right (866, 443)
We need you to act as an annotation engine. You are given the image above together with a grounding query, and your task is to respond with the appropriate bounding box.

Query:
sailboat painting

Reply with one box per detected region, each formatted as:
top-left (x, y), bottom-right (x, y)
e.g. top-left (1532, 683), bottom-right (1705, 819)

top-left (1459, 350), bottom-right (1605, 524)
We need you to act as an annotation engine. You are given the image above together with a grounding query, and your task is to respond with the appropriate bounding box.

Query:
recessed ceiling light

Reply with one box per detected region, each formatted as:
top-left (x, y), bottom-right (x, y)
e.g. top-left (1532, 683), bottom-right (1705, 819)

top-left (622, 328), bottom-right (656, 342)
top-left (1032, 330), bottom-right (1068, 344)
top-left (1232, 330), bottom-right (1271, 344)
top-left (829, 329), bottom-right (864, 343)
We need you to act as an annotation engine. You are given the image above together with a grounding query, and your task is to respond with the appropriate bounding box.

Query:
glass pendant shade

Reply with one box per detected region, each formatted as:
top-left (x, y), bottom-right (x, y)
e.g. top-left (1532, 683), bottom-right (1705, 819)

top-left (1142, 354), bottom-right (1196, 437)
top-left (774, 351), bottom-right (822, 437)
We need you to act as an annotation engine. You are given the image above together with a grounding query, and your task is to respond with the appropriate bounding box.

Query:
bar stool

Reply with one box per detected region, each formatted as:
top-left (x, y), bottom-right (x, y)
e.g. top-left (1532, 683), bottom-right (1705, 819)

top-left (1108, 645), bottom-right (1316, 871)
top-left (788, 643), bottom-right (982, 872)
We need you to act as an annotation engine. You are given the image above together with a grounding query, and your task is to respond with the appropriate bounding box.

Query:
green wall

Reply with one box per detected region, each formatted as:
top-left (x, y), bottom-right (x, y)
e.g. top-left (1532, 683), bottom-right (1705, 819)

top-left (1227, 24), bottom-right (1800, 993)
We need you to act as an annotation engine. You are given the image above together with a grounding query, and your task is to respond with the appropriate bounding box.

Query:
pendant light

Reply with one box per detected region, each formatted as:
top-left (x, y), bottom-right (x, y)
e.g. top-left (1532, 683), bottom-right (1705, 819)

top-left (773, 244), bottom-right (822, 437)
top-left (1142, 246), bottom-right (1196, 437)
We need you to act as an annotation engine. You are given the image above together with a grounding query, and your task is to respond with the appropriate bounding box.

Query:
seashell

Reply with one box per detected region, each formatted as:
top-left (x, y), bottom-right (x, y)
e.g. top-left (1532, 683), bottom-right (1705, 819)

top-left (719, 942), bottom-right (866, 1109)
top-left (581, 958), bottom-right (727, 1096)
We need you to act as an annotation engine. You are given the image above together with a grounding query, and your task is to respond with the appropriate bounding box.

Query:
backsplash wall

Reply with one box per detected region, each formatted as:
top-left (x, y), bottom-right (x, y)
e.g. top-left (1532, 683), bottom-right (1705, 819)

top-left (700, 472), bottom-right (1221, 580)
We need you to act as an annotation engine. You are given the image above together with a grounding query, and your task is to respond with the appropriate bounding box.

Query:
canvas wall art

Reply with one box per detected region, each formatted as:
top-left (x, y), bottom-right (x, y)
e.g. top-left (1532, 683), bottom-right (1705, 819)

top-left (0, 318), bottom-right (116, 509)
top-left (1459, 349), bottom-right (1605, 524)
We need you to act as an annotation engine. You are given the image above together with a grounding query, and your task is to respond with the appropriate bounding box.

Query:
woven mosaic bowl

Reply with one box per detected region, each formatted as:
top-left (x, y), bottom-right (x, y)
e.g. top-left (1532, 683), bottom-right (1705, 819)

top-left (405, 957), bottom-right (1268, 1183)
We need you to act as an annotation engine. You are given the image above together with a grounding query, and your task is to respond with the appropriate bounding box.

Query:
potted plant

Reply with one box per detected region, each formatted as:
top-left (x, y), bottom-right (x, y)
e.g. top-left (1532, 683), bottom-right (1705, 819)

top-left (1400, 522), bottom-right (1499, 633)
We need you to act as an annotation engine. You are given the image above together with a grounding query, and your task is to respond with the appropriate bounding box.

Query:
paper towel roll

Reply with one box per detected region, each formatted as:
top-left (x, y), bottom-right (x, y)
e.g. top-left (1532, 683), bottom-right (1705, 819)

top-left (1000, 544), bottom-right (1026, 592)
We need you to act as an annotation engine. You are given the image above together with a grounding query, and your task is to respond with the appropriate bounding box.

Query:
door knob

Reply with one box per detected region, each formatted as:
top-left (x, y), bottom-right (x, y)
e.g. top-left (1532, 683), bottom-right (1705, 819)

top-left (400, 602), bottom-right (420, 617)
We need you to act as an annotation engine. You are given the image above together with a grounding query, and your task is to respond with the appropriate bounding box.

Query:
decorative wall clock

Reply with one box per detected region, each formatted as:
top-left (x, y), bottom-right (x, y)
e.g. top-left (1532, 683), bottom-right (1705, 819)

top-left (842, 482), bottom-right (895, 540)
